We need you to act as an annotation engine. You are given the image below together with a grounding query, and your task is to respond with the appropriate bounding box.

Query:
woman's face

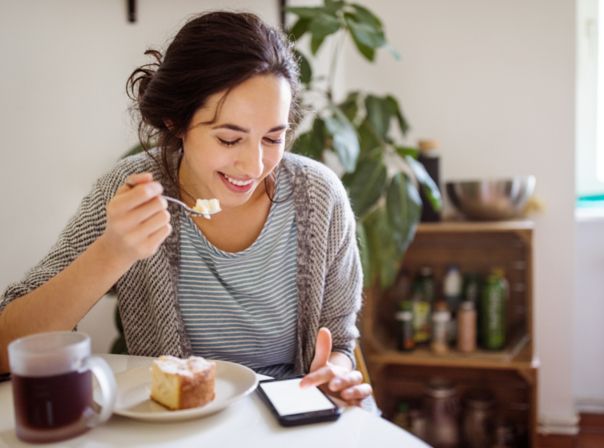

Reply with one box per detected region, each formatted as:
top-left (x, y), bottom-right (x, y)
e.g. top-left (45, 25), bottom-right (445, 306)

top-left (179, 74), bottom-right (292, 210)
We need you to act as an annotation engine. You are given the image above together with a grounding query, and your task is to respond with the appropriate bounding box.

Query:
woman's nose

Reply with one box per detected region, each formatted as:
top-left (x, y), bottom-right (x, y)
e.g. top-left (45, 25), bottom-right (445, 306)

top-left (237, 142), bottom-right (264, 178)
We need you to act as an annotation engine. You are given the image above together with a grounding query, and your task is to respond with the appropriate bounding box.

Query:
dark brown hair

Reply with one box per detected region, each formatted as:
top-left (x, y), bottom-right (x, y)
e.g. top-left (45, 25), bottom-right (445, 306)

top-left (126, 11), bottom-right (302, 192)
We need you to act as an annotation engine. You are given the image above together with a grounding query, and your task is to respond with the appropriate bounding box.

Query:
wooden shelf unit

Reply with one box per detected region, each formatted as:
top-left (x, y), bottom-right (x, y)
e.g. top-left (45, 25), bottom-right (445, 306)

top-left (361, 220), bottom-right (538, 448)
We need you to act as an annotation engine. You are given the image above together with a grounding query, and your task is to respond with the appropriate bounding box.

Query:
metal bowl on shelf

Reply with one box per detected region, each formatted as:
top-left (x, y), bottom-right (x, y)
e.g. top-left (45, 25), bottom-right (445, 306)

top-left (445, 176), bottom-right (536, 221)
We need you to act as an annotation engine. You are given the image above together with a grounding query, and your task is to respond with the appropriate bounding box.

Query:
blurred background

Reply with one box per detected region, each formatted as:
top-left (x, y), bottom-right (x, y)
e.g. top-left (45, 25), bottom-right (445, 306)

top-left (0, 0), bottom-right (601, 442)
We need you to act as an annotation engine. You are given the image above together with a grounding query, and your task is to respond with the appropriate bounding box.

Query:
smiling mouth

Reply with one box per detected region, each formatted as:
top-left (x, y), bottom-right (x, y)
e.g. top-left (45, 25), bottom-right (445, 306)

top-left (219, 172), bottom-right (255, 192)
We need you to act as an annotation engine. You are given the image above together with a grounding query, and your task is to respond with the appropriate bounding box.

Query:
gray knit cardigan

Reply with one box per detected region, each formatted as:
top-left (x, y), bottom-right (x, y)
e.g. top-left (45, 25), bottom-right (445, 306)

top-left (1, 150), bottom-right (363, 374)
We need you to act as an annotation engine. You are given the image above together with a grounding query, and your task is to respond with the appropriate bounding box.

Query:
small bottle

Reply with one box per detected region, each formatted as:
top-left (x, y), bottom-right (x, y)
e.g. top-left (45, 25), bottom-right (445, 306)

top-left (457, 301), bottom-right (477, 353)
top-left (431, 301), bottom-right (451, 354)
top-left (443, 265), bottom-right (463, 314)
top-left (395, 301), bottom-right (415, 351)
top-left (417, 139), bottom-right (441, 222)
top-left (412, 269), bottom-right (433, 344)
top-left (480, 268), bottom-right (509, 350)
top-left (408, 407), bottom-right (429, 441)
top-left (418, 266), bottom-right (436, 302)
top-left (392, 401), bottom-right (411, 429)
top-left (443, 265), bottom-right (463, 344)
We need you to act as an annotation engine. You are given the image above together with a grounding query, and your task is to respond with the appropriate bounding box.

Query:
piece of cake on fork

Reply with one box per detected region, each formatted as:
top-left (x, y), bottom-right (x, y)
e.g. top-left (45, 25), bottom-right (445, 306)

top-left (150, 355), bottom-right (216, 410)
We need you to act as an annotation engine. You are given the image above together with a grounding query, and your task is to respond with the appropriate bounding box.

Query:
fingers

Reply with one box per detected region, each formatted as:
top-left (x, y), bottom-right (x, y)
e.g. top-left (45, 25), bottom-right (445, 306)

top-left (111, 181), bottom-right (164, 215)
top-left (116, 172), bottom-right (154, 195)
top-left (309, 327), bottom-right (332, 372)
top-left (102, 172), bottom-right (172, 262)
top-left (301, 366), bottom-right (373, 407)
top-left (126, 172), bottom-right (154, 187)
top-left (300, 364), bottom-right (341, 388)
top-left (340, 383), bottom-right (373, 402)
top-left (327, 370), bottom-right (363, 393)
top-left (126, 196), bottom-right (168, 227)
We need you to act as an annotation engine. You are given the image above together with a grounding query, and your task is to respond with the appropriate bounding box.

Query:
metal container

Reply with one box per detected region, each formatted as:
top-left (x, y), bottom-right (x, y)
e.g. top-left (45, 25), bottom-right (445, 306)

top-left (445, 176), bottom-right (536, 221)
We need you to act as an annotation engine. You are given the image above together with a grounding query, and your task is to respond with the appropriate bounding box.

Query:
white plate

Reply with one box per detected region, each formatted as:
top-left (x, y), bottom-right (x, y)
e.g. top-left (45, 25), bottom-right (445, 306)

top-left (112, 360), bottom-right (258, 421)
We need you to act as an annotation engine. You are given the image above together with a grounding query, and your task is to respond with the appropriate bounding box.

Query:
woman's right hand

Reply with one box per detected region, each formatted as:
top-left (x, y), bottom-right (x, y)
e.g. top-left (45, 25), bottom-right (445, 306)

top-left (99, 172), bottom-right (172, 264)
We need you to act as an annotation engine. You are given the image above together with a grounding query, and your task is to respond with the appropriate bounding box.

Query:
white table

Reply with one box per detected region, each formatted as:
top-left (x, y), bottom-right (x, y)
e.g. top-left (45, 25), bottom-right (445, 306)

top-left (0, 354), bottom-right (430, 447)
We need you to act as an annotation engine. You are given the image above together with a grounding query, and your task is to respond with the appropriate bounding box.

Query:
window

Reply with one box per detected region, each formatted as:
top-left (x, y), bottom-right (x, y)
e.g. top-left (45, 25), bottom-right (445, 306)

top-left (577, 0), bottom-right (604, 205)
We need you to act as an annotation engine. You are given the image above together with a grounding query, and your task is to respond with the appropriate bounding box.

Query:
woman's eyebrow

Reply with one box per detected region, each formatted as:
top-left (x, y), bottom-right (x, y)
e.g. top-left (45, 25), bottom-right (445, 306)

top-left (211, 123), bottom-right (288, 133)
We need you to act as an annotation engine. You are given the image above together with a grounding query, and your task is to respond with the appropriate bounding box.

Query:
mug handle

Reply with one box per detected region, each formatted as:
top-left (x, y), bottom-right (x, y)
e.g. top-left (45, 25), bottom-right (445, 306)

top-left (82, 356), bottom-right (117, 427)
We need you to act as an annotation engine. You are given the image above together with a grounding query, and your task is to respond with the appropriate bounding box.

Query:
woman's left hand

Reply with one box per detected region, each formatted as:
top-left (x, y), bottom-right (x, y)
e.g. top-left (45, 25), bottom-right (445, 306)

top-left (299, 327), bottom-right (373, 407)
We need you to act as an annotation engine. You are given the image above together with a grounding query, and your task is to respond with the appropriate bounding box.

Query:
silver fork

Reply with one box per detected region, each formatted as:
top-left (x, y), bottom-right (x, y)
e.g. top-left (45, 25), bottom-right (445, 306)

top-left (125, 182), bottom-right (216, 219)
top-left (161, 195), bottom-right (215, 218)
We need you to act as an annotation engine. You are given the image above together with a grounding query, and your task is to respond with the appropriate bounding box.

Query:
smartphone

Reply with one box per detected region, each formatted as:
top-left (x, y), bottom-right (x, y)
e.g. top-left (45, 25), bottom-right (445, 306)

top-left (257, 377), bottom-right (341, 427)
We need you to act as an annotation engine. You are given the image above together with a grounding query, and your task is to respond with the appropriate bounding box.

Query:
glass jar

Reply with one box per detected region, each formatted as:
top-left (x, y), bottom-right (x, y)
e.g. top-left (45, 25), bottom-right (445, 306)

top-left (462, 389), bottom-right (495, 448)
top-left (423, 379), bottom-right (460, 447)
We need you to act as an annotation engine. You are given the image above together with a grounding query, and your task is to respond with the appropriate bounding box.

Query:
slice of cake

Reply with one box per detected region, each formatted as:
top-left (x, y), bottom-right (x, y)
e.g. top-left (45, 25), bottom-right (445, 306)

top-left (150, 355), bottom-right (216, 410)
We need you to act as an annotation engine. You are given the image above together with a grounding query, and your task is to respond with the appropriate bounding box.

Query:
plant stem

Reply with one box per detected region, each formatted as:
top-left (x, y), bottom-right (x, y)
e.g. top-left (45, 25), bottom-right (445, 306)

top-left (327, 30), bottom-right (346, 104)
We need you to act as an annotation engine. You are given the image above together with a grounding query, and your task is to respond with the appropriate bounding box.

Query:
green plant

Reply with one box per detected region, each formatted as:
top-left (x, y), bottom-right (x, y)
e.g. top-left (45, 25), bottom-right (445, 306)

top-left (287, 0), bottom-right (441, 288)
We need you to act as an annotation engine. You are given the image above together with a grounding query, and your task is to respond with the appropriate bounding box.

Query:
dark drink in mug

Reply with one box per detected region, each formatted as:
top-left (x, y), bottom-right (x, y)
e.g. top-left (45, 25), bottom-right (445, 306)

top-left (8, 331), bottom-right (116, 443)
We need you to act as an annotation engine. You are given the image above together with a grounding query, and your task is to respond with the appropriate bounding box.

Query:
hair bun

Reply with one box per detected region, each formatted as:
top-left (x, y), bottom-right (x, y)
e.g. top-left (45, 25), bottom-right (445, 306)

top-left (126, 49), bottom-right (163, 102)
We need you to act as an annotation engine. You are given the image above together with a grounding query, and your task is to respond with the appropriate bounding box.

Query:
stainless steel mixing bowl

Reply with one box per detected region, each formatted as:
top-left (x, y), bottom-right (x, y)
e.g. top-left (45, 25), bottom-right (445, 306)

top-left (445, 176), bottom-right (536, 221)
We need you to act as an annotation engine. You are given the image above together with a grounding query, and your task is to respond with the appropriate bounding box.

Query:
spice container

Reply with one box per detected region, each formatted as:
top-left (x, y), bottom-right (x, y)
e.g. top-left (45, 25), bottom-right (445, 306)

top-left (462, 389), bottom-right (495, 448)
top-left (481, 268), bottom-right (509, 350)
top-left (412, 268), bottom-right (434, 344)
top-left (423, 379), bottom-right (460, 448)
top-left (417, 139), bottom-right (441, 222)
top-left (395, 301), bottom-right (415, 351)
top-left (431, 301), bottom-right (450, 354)
top-left (457, 300), bottom-right (477, 353)
top-left (408, 406), bottom-right (429, 441)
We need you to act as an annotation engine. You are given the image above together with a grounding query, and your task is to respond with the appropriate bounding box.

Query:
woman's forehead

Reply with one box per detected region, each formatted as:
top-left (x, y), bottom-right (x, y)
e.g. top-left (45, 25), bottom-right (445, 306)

top-left (196, 75), bottom-right (291, 126)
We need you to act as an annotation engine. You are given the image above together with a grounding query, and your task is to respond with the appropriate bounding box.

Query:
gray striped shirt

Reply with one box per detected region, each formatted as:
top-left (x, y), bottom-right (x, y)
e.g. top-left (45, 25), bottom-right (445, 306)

top-left (178, 170), bottom-right (298, 378)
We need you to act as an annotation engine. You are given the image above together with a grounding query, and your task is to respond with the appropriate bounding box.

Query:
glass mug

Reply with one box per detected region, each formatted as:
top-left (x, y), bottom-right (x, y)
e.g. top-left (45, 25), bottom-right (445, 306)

top-left (8, 331), bottom-right (117, 443)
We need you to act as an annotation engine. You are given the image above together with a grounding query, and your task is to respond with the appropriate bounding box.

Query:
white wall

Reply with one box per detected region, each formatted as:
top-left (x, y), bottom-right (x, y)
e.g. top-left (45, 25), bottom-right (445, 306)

top-left (0, 0), bottom-right (279, 353)
top-left (337, 0), bottom-right (577, 432)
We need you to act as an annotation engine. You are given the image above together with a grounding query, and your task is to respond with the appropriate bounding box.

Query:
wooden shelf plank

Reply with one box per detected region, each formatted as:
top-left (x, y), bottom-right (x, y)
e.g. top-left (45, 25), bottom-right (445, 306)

top-left (368, 338), bottom-right (535, 371)
top-left (417, 220), bottom-right (534, 234)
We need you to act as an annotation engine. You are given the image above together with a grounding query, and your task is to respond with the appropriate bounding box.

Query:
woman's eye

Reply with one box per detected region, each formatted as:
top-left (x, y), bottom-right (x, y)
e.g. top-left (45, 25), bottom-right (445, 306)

top-left (217, 137), bottom-right (240, 147)
top-left (264, 137), bottom-right (283, 145)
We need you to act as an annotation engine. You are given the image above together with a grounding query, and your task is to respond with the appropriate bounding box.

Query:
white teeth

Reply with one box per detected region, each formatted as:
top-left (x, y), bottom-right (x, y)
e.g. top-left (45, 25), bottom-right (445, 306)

top-left (223, 174), bottom-right (254, 187)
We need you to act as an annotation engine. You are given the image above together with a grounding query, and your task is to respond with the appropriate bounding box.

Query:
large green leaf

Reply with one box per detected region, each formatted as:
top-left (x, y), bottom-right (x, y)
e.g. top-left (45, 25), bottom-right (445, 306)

top-left (344, 15), bottom-right (376, 61)
top-left (386, 173), bottom-right (421, 253)
top-left (293, 49), bottom-right (312, 85)
top-left (356, 222), bottom-right (372, 288)
top-left (406, 156), bottom-right (443, 212)
top-left (291, 131), bottom-right (313, 156)
top-left (364, 207), bottom-right (398, 288)
top-left (286, 6), bottom-right (324, 19)
top-left (384, 95), bottom-right (409, 135)
top-left (309, 117), bottom-right (327, 158)
top-left (395, 145), bottom-right (419, 159)
top-left (339, 91), bottom-right (360, 123)
top-left (343, 157), bottom-right (387, 218)
top-left (324, 0), bottom-right (346, 14)
top-left (365, 95), bottom-right (390, 139)
top-left (349, 3), bottom-right (383, 30)
top-left (288, 17), bottom-right (311, 41)
top-left (346, 18), bottom-right (386, 49)
top-left (309, 13), bottom-right (341, 55)
top-left (324, 108), bottom-right (360, 172)
top-left (358, 117), bottom-right (382, 152)
top-left (291, 117), bottom-right (325, 160)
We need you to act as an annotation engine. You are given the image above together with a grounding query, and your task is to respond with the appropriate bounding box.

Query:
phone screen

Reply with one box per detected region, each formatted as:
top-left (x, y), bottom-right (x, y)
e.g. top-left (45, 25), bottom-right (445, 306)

top-left (258, 378), bottom-right (337, 416)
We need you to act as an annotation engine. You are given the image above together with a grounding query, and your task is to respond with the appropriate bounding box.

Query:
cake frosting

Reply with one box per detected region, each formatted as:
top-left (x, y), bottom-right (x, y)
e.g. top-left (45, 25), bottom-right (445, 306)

top-left (150, 355), bottom-right (216, 410)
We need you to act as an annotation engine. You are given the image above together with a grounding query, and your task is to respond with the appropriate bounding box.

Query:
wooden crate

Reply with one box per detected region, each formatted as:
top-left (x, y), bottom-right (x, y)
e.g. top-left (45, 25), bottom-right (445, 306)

top-left (360, 220), bottom-right (538, 447)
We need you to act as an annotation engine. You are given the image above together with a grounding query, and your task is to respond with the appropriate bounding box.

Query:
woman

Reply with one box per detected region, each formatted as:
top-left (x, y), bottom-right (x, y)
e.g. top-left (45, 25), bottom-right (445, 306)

top-left (0, 11), bottom-right (372, 407)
